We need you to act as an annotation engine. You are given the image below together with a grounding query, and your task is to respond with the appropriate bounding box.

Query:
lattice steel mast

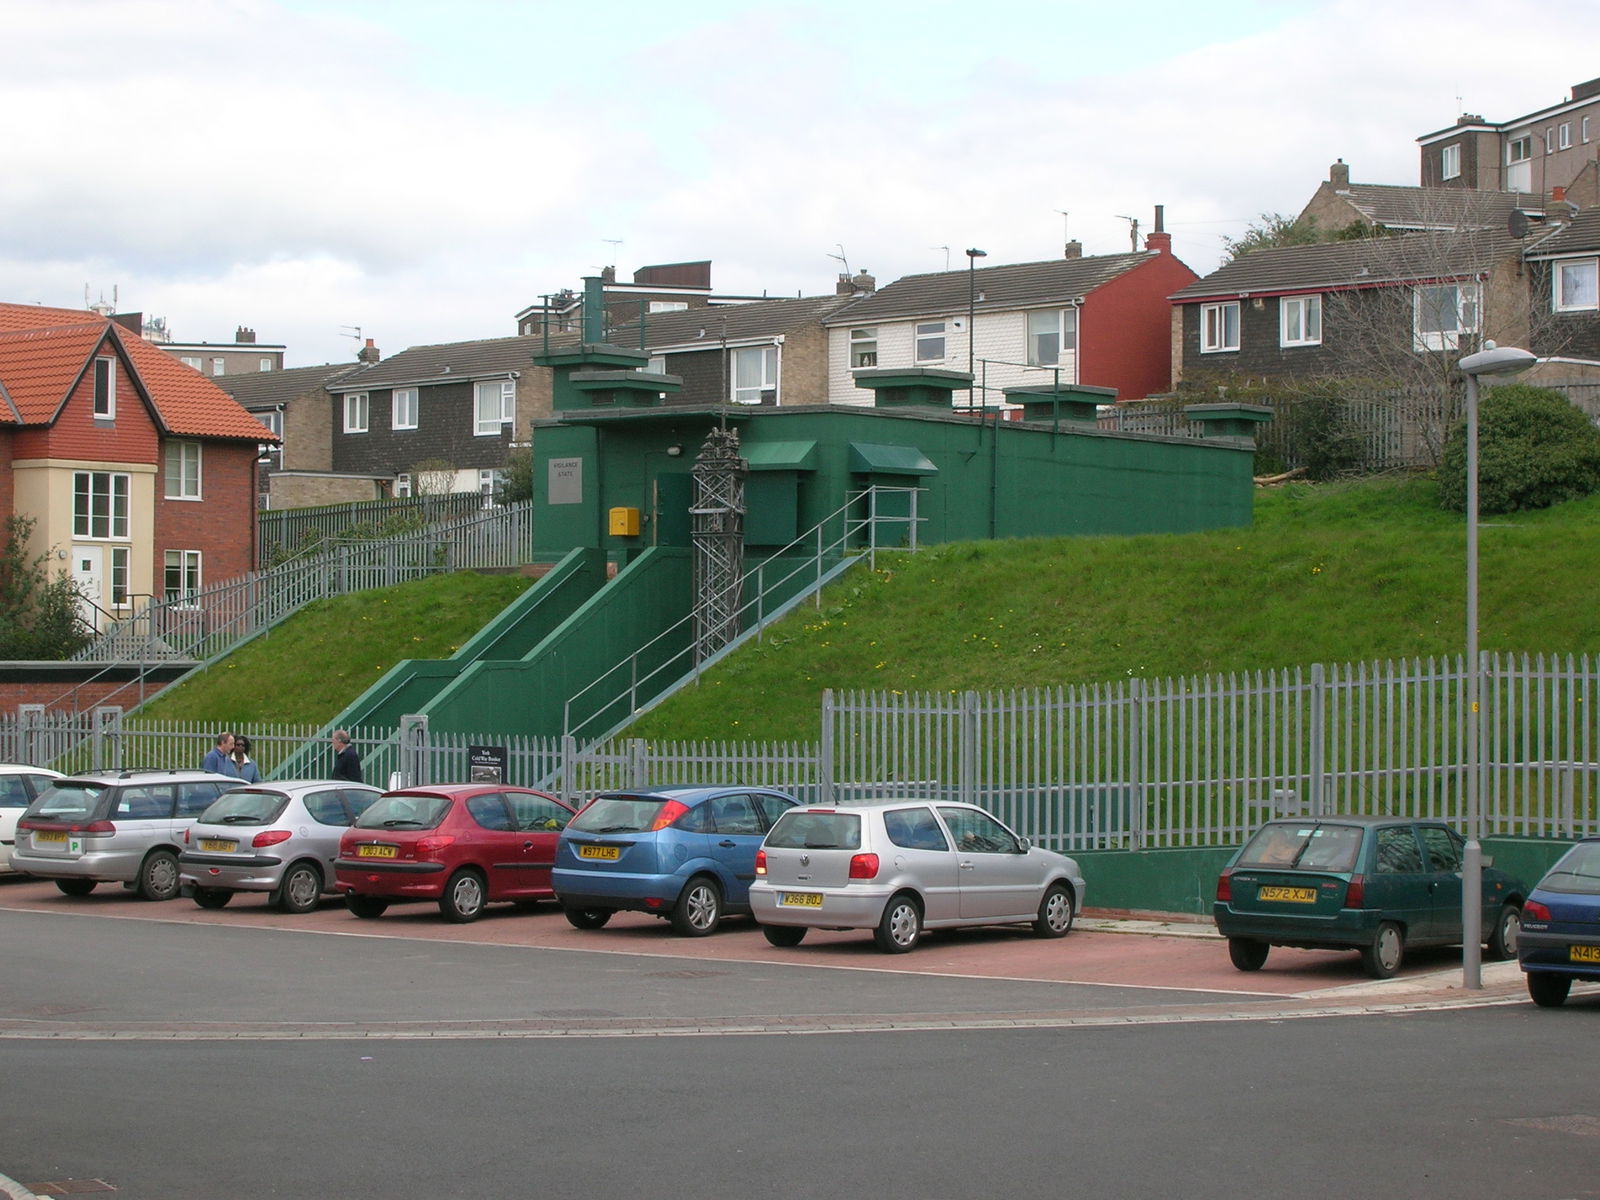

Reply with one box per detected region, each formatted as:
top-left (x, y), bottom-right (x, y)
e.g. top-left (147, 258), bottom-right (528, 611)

top-left (691, 426), bottom-right (747, 663)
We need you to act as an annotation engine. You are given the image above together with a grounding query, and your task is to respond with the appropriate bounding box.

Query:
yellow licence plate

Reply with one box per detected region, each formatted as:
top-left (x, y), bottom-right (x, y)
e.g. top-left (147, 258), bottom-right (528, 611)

top-left (780, 892), bottom-right (823, 908)
top-left (578, 845), bottom-right (620, 860)
top-left (199, 839), bottom-right (236, 853)
top-left (1259, 885), bottom-right (1317, 903)
top-left (1570, 945), bottom-right (1600, 964)
top-left (357, 844), bottom-right (397, 859)
top-left (34, 831), bottom-right (67, 844)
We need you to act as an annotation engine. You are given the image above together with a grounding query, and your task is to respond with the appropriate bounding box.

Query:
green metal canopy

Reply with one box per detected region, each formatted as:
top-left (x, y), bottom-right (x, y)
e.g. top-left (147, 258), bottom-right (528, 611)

top-left (848, 441), bottom-right (938, 475)
top-left (742, 440), bottom-right (818, 471)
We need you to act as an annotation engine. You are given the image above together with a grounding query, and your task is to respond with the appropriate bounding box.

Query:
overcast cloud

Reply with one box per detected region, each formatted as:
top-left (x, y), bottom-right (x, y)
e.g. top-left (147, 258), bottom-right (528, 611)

top-left (2, 0), bottom-right (1597, 366)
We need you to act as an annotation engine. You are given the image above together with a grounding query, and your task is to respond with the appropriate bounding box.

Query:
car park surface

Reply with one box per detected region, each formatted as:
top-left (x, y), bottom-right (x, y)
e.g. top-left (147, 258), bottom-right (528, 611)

top-left (749, 800), bottom-right (1086, 953)
top-left (0, 764), bottom-right (63, 872)
top-left (553, 786), bottom-right (800, 935)
top-left (1517, 835), bottom-right (1600, 1007)
top-left (178, 781), bottom-right (382, 912)
top-left (1213, 814), bottom-right (1525, 979)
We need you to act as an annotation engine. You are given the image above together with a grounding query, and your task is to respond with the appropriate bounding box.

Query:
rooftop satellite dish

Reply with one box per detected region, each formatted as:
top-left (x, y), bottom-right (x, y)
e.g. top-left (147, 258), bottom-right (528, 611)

top-left (1508, 209), bottom-right (1531, 238)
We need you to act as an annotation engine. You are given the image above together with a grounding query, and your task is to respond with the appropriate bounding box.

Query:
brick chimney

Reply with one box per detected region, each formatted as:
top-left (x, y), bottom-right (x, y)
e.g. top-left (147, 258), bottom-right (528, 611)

top-left (1063, 239), bottom-right (1083, 258)
top-left (357, 337), bottom-right (381, 364)
top-left (235, 326), bottom-right (256, 343)
top-left (836, 272), bottom-right (854, 295)
top-left (1144, 205), bottom-right (1172, 254)
top-left (851, 269), bottom-right (876, 294)
top-left (1330, 159), bottom-right (1350, 188)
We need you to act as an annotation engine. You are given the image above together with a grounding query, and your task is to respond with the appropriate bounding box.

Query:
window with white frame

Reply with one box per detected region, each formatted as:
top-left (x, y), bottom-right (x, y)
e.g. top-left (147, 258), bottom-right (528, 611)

top-left (647, 301), bottom-right (688, 313)
top-left (110, 546), bottom-right (129, 607)
top-left (849, 328), bottom-right (878, 368)
top-left (1441, 143), bottom-right (1461, 181)
top-left (1279, 295), bottom-right (1322, 347)
top-left (1585, 116), bottom-right (1592, 143)
top-left (392, 387), bottom-right (418, 430)
top-left (474, 379), bottom-right (515, 434)
top-left (394, 473), bottom-right (412, 498)
top-left (180, 356), bottom-right (202, 370)
top-left (645, 355), bottom-right (667, 375)
top-left (1507, 135), bottom-right (1532, 191)
top-left (257, 409), bottom-right (283, 439)
top-left (914, 321), bottom-right (946, 362)
top-left (1559, 122), bottom-right (1572, 150)
top-left (259, 357), bottom-right (273, 372)
top-left (1413, 283), bottom-right (1480, 351)
top-left (211, 357), bottom-right (225, 375)
top-left (343, 392), bottom-right (368, 433)
top-left (164, 550), bottom-right (202, 606)
top-left (73, 472), bottom-right (129, 538)
top-left (163, 441), bottom-right (202, 499)
top-left (92, 357), bottom-right (115, 418)
top-left (1547, 127), bottom-right (1556, 153)
top-left (1026, 309), bottom-right (1079, 366)
top-left (478, 468), bottom-right (506, 505)
top-left (1555, 259), bottom-right (1599, 311)
top-left (1200, 302), bottom-right (1240, 353)
top-left (731, 345), bottom-right (777, 405)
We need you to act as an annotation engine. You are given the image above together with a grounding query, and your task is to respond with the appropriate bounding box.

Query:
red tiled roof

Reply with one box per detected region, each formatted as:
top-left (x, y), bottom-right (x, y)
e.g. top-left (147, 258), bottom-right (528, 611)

top-left (0, 324), bottom-right (108, 422)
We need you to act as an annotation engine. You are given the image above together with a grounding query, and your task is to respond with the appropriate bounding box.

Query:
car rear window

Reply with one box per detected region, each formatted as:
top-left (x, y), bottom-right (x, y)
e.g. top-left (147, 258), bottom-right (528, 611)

top-left (353, 794), bottom-right (450, 830)
top-left (26, 782), bottom-right (107, 821)
top-left (1537, 842), bottom-right (1600, 895)
top-left (1238, 822), bottom-right (1362, 872)
top-left (199, 789), bottom-right (290, 826)
top-left (883, 807), bottom-right (948, 851)
top-left (766, 810), bottom-right (862, 850)
top-left (569, 795), bottom-right (671, 834)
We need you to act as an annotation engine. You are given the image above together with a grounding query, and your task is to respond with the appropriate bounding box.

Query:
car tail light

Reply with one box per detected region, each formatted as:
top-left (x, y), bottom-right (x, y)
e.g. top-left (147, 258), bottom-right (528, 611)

top-left (1215, 869), bottom-right (1233, 903)
top-left (648, 800), bottom-right (690, 831)
top-left (848, 853), bottom-right (880, 880)
top-left (252, 830), bottom-right (293, 848)
top-left (414, 835), bottom-right (455, 856)
top-left (1345, 874), bottom-right (1366, 908)
top-left (21, 818), bottom-right (114, 836)
top-left (1524, 899), bottom-right (1552, 922)
top-left (755, 849), bottom-right (767, 876)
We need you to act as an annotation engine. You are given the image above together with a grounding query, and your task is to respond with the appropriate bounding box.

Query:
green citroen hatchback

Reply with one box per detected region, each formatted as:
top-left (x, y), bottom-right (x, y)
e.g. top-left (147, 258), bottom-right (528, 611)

top-left (1213, 815), bottom-right (1525, 979)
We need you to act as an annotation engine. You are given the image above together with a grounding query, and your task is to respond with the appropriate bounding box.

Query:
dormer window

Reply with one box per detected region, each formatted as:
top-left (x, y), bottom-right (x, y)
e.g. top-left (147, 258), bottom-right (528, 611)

top-left (93, 357), bottom-right (115, 418)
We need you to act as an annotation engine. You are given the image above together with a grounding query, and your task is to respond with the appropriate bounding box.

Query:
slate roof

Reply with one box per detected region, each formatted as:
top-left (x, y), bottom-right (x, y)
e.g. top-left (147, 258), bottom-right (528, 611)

top-left (0, 302), bottom-right (274, 440)
top-left (327, 333), bottom-right (577, 392)
top-left (213, 362), bottom-right (368, 408)
top-left (824, 253), bottom-right (1156, 324)
top-left (609, 294), bottom-right (855, 348)
top-left (1321, 184), bottom-right (1539, 231)
top-left (1525, 207), bottom-right (1600, 256)
top-left (1170, 230), bottom-right (1524, 302)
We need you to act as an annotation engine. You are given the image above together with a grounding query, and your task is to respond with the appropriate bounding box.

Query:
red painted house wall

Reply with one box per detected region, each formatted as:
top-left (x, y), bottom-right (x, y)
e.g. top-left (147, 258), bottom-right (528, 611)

top-left (41, 339), bottom-right (159, 464)
top-left (1079, 235), bottom-right (1198, 401)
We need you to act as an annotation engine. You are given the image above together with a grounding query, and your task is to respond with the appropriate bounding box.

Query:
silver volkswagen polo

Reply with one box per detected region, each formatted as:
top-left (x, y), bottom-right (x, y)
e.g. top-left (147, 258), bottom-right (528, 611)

top-left (749, 800), bottom-right (1086, 953)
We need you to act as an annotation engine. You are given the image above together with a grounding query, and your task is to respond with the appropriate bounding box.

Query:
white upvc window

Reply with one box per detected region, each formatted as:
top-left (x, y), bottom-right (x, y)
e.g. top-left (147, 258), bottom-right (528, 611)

top-left (211, 357), bottom-right (225, 375)
top-left (164, 550), bottom-right (202, 606)
top-left (73, 471), bottom-right (129, 539)
top-left (164, 441), bottom-right (202, 500)
top-left (394, 473), bottom-right (412, 498)
top-left (1413, 283), bottom-right (1480, 352)
top-left (1559, 122), bottom-right (1572, 150)
top-left (392, 387), bottom-right (418, 430)
top-left (1441, 143), bottom-right (1461, 181)
top-left (647, 301), bottom-right (688, 313)
top-left (645, 355), bottom-right (667, 375)
top-left (180, 356), bottom-right (202, 370)
top-left (1585, 116), bottom-right (1592, 144)
top-left (92, 356), bottom-right (115, 418)
top-left (914, 321), bottom-right (946, 362)
top-left (474, 379), bottom-right (514, 435)
top-left (1555, 259), bottom-right (1599, 311)
top-left (1507, 135), bottom-right (1533, 191)
top-left (1279, 295), bottom-right (1323, 347)
top-left (849, 327), bottom-right (878, 368)
top-left (731, 345), bottom-right (778, 405)
top-left (1200, 302), bottom-right (1240, 353)
top-left (110, 546), bottom-right (130, 607)
top-left (259, 357), bottom-right (273, 371)
top-left (1026, 309), bottom-right (1078, 366)
top-left (1547, 127), bottom-right (1556, 153)
top-left (343, 392), bottom-right (369, 433)
top-left (479, 468), bottom-right (506, 506)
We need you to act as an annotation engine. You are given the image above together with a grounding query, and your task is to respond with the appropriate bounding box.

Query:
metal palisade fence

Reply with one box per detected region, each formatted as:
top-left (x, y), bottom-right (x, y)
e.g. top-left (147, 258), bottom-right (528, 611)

top-left (5, 651), bottom-right (1598, 849)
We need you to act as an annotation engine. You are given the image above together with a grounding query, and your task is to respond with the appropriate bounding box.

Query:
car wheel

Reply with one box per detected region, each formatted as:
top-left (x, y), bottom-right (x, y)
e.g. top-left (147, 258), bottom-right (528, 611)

top-left (1486, 903), bottom-right (1521, 961)
top-left (671, 876), bottom-right (722, 937)
top-left (762, 924), bottom-right (807, 948)
top-left (54, 879), bottom-right (95, 897)
top-left (192, 887), bottom-right (233, 910)
top-left (1360, 921), bottom-right (1405, 979)
top-left (440, 869), bottom-right (487, 923)
top-left (563, 905), bottom-right (613, 930)
top-left (1032, 883), bottom-right (1075, 938)
top-left (874, 893), bottom-right (922, 954)
top-left (1527, 971), bottom-right (1572, 1008)
top-left (276, 863), bottom-right (323, 915)
top-left (137, 850), bottom-right (181, 901)
top-left (1228, 938), bottom-right (1270, 971)
top-left (346, 894), bottom-right (389, 919)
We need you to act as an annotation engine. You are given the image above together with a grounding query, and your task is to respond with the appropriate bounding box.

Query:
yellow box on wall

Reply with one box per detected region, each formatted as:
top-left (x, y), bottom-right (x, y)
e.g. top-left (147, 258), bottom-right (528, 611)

top-left (608, 506), bottom-right (640, 537)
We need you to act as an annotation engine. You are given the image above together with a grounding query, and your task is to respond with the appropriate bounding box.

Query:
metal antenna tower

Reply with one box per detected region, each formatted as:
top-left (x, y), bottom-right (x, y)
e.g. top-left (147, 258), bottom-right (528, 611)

top-left (691, 426), bottom-right (747, 664)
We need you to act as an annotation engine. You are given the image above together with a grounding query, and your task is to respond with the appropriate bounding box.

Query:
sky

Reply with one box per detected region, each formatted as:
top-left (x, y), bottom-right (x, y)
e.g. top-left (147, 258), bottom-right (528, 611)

top-left (3, 0), bottom-right (1598, 367)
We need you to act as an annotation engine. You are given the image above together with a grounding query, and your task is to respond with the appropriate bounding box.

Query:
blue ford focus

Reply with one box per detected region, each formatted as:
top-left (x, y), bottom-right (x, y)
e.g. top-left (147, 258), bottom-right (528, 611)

top-left (1518, 836), bottom-right (1600, 1007)
top-left (553, 787), bottom-right (800, 936)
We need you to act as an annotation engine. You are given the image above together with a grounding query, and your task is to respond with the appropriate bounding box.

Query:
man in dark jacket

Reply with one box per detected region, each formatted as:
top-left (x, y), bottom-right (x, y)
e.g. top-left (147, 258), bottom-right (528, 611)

top-left (330, 729), bottom-right (362, 782)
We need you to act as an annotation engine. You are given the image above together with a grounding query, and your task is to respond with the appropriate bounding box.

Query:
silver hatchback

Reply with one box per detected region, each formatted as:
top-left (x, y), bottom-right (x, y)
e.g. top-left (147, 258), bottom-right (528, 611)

top-left (750, 800), bottom-right (1087, 953)
top-left (179, 781), bottom-right (382, 912)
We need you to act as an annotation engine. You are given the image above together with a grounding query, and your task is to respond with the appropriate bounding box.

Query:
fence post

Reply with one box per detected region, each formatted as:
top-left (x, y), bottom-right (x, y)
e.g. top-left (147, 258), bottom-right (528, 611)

top-left (1309, 662), bottom-right (1325, 816)
top-left (908, 488), bottom-right (919, 553)
top-left (560, 734), bottom-right (578, 807)
top-left (629, 739), bottom-right (648, 789)
top-left (93, 706), bottom-right (123, 772)
top-left (819, 689), bottom-right (835, 806)
top-left (398, 714), bottom-right (429, 787)
top-left (17, 705), bottom-right (45, 767)
top-left (1129, 678), bottom-right (1146, 851)
top-left (959, 691), bottom-right (978, 808)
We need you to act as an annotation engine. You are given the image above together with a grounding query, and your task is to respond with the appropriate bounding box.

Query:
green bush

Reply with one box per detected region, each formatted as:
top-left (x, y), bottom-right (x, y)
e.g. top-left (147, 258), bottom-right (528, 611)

top-left (1439, 384), bottom-right (1600, 513)
top-left (0, 516), bottom-right (92, 659)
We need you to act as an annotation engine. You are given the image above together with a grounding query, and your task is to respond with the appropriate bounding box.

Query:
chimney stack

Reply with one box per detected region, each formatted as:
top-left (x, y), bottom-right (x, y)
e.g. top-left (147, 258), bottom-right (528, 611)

top-left (1063, 239), bottom-right (1083, 258)
top-left (851, 269), bottom-right (876, 294)
top-left (357, 337), bottom-right (381, 364)
top-left (836, 272), bottom-right (854, 296)
top-left (1330, 159), bottom-right (1350, 188)
top-left (235, 326), bottom-right (256, 343)
top-left (1144, 204), bottom-right (1172, 254)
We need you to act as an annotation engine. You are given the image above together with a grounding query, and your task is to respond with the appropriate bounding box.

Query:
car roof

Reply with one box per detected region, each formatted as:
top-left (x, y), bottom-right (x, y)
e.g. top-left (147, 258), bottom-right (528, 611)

top-left (787, 799), bottom-right (973, 813)
top-left (379, 784), bottom-right (559, 799)
top-left (0, 763), bottom-right (62, 775)
top-left (597, 786), bottom-right (794, 803)
top-left (1257, 814), bottom-right (1450, 827)
top-left (58, 769), bottom-right (239, 784)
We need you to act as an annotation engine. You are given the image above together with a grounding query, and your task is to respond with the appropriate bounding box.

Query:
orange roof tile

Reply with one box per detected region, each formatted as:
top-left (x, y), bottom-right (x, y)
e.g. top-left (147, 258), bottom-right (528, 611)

top-left (0, 324), bottom-right (108, 423)
top-left (110, 325), bottom-right (276, 440)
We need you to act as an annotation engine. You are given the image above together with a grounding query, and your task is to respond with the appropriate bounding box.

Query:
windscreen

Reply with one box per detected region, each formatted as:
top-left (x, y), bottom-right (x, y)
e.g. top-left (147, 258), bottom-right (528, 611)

top-left (25, 782), bottom-right (107, 822)
top-left (568, 795), bottom-right (669, 834)
top-left (1238, 822), bottom-right (1362, 872)
top-left (353, 794), bottom-right (450, 830)
top-left (199, 789), bottom-right (290, 826)
top-left (1537, 842), bottom-right (1600, 895)
top-left (765, 810), bottom-right (862, 851)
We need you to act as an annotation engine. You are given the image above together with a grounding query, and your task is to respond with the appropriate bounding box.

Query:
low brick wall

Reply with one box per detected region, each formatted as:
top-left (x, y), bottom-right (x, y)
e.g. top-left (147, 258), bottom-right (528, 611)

top-left (0, 662), bottom-right (193, 717)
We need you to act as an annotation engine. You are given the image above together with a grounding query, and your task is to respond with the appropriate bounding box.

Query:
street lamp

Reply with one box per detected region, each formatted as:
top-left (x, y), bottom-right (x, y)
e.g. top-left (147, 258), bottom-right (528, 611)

top-left (1458, 340), bottom-right (1537, 989)
top-left (966, 248), bottom-right (986, 409)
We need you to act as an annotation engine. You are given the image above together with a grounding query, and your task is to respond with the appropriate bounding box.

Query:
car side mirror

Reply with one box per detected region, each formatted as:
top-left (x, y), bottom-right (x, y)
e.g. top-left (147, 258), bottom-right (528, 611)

top-left (1017, 836), bottom-right (1032, 852)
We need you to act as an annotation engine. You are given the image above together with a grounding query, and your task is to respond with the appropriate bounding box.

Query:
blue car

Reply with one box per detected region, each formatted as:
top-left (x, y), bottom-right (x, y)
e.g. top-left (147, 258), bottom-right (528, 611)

top-left (1518, 836), bottom-right (1600, 1007)
top-left (553, 787), bottom-right (800, 936)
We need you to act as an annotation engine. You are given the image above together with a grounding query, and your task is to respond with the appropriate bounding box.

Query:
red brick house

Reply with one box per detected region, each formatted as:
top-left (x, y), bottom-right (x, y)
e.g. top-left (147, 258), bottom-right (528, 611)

top-left (0, 303), bottom-right (276, 632)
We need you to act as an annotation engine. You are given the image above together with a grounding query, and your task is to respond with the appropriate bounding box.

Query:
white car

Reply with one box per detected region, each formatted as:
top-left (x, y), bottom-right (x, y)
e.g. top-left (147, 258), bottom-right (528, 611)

top-left (750, 800), bottom-right (1086, 953)
top-left (0, 764), bottom-right (65, 872)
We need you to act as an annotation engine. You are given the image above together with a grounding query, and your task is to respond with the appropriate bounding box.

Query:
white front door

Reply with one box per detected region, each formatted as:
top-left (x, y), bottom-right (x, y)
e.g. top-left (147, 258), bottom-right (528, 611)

top-left (71, 545), bottom-right (104, 631)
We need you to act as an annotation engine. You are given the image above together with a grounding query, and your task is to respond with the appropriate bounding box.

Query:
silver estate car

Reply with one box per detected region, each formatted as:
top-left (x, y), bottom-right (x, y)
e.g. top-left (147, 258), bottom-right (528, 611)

top-left (749, 800), bottom-right (1087, 953)
top-left (12, 770), bottom-right (245, 900)
top-left (178, 782), bottom-right (382, 912)
top-left (0, 764), bottom-right (64, 873)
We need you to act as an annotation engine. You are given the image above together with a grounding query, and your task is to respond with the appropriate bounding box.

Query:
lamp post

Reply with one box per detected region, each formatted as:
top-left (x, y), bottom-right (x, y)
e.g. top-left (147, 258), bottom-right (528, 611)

top-left (1458, 340), bottom-right (1536, 989)
top-left (966, 248), bottom-right (986, 410)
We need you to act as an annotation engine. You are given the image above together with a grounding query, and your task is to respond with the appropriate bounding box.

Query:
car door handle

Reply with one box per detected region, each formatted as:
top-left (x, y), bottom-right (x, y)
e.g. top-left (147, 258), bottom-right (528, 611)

top-left (718, 839), bottom-right (737, 848)
top-left (959, 861), bottom-right (975, 870)
top-left (522, 841), bottom-right (534, 850)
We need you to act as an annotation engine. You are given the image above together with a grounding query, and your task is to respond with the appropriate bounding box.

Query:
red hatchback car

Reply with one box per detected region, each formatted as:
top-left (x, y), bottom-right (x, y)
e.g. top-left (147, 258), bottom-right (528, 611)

top-left (334, 785), bottom-right (574, 922)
